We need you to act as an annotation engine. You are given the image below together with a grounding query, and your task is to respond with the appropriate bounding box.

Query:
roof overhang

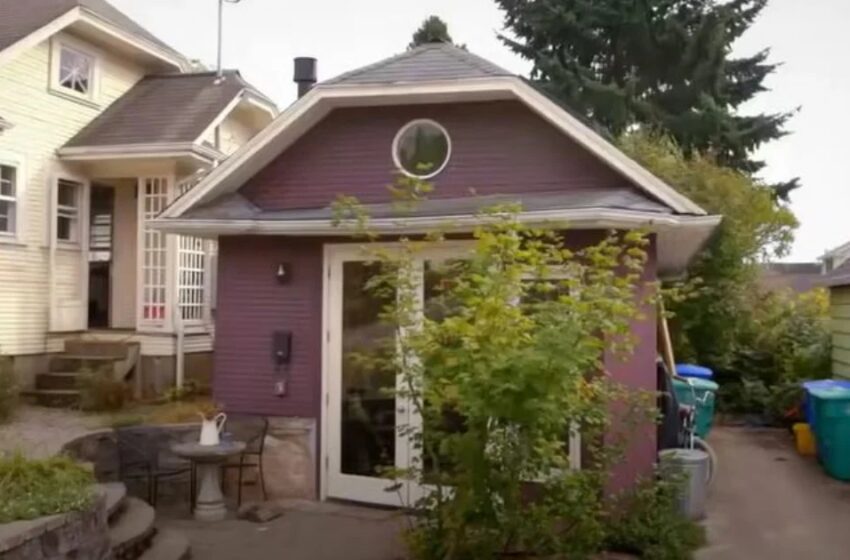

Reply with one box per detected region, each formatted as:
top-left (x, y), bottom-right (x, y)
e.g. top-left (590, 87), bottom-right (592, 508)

top-left (152, 209), bottom-right (721, 277)
top-left (57, 142), bottom-right (223, 164)
top-left (160, 76), bottom-right (708, 220)
top-left (0, 6), bottom-right (187, 72)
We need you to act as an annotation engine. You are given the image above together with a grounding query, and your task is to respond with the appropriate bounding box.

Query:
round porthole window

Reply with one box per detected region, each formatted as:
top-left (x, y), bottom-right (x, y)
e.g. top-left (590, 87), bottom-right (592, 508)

top-left (392, 119), bottom-right (451, 179)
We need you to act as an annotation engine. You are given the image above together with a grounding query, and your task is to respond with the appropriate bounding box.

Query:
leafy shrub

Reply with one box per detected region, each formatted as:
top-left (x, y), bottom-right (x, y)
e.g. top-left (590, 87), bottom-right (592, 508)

top-left (77, 366), bottom-right (130, 412)
top-left (0, 453), bottom-right (95, 522)
top-left (605, 472), bottom-right (705, 560)
top-left (160, 379), bottom-right (209, 403)
top-left (0, 356), bottom-right (18, 423)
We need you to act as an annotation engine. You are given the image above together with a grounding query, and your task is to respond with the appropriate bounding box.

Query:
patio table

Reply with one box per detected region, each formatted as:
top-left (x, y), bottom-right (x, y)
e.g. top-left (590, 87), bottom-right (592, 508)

top-left (171, 440), bottom-right (246, 522)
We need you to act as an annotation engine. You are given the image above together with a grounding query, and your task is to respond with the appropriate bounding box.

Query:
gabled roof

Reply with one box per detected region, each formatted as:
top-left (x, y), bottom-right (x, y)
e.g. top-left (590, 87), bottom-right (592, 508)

top-left (0, 0), bottom-right (185, 68)
top-left (325, 43), bottom-right (514, 85)
top-left (61, 71), bottom-right (268, 150)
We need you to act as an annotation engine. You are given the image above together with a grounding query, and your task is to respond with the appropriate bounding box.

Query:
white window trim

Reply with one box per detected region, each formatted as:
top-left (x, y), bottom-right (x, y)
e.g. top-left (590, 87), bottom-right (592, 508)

top-left (0, 152), bottom-right (25, 245)
top-left (391, 118), bottom-right (452, 180)
top-left (49, 36), bottom-right (101, 106)
top-left (55, 178), bottom-right (84, 247)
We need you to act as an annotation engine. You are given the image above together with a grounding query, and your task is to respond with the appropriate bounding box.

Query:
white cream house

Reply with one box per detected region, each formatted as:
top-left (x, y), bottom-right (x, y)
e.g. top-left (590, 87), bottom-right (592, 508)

top-left (0, 0), bottom-right (276, 394)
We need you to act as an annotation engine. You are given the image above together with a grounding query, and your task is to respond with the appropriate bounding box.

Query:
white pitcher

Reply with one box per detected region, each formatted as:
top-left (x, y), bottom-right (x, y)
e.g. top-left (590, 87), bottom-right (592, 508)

top-left (198, 412), bottom-right (227, 446)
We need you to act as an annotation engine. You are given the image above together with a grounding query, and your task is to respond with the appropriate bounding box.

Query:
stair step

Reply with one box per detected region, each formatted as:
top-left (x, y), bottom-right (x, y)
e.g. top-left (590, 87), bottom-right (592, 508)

top-left (35, 372), bottom-right (79, 390)
top-left (50, 354), bottom-right (122, 373)
top-left (139, 529), bottom-right (191, 560)
top-left (20, 389), bottom-right (80, 408)
top-left (109, 496), bottom-right (156, 560)
top-left (65, 340), bottom-right (133, 358)
top-left (99, 482), bottom-right (128, 520)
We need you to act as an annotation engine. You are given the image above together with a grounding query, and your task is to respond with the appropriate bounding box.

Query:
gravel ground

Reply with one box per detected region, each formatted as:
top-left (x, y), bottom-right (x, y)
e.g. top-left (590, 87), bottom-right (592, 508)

top-left (0, 405), bottom-right (106, 458)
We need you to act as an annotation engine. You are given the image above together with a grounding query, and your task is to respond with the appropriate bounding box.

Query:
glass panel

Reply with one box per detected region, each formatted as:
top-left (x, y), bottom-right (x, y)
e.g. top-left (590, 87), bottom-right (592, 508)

top-left (57, 181), bottom-right (79, 208)
top-left (57, 215), bottom-right (73, 241)
top-left (0, 200), bottom-right (12, 233)
top-left (395, 121), bottom-right (450, 177)
top-left (59, 47), bottom-right (92, 94)
top-left (341, 261), bottom-right (397, 477)
top-left (0, 165), bottom-right (15, 196)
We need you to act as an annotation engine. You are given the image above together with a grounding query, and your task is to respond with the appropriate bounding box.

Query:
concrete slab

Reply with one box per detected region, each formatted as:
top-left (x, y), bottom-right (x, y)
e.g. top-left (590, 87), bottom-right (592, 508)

top-left (160, 500), bottom-right (408, 560)
top-left (698, 426), bottom-right (850, 560)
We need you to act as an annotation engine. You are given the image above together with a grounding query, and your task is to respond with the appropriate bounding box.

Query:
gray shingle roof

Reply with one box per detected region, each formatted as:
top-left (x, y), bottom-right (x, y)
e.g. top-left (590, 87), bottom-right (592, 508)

top-left (64, 71), bottom-right (250, 148)
top-left (0, 0), bottom-right (182, 60)
top-left (323, 43), bottom-right (515, 86)
top-left (182, 188), bottom-right (671, 222)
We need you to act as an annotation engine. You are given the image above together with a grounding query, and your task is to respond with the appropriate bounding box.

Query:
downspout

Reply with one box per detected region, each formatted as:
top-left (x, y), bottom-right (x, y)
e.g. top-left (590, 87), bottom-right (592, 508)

top-left (174, 299), bottom-right (185, 391)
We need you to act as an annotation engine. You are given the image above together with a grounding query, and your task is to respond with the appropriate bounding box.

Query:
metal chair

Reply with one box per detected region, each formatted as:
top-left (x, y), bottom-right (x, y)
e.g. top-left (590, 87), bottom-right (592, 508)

top-left (221, 415), bottom-right (269, 505)
top-left (116, 426), bottom-right (194, 508)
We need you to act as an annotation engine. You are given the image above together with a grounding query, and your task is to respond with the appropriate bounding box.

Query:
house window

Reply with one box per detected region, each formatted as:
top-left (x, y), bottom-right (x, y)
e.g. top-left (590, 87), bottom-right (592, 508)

top-left (392, 119), bottom-right (451, 179)
top-left (0, 164), bottom-right (17, 235)
top-left (58, 45), bottom-right (94, 96)
top-left (56, 179), bottom-right (81, 242)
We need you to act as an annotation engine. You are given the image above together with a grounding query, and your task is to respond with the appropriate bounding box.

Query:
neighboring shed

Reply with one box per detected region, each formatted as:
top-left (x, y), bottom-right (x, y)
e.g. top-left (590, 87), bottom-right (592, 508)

top-left (828, 262), bottom-right (850, 379)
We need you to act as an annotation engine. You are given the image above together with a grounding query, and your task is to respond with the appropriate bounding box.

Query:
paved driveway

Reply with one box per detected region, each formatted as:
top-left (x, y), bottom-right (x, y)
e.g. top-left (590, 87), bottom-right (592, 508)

top-left (698, 426), bottom-right (850, 560)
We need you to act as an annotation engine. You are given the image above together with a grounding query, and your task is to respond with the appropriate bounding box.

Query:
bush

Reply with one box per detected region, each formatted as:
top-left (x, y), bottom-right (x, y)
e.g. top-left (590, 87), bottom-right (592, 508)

top-left (77, 366), bottom-right (130, 412)
top-left (0, 453), bottom-right (95, 522)
top-left (605, 472), bottom-right (706, 560)
top-left (0, 356), bottom-right (18, 423)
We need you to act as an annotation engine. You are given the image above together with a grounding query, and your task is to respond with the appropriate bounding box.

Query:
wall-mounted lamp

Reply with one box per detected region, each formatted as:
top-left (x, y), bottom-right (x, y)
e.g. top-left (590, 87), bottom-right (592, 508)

top-left (276, 263), bottom-right (291, 284)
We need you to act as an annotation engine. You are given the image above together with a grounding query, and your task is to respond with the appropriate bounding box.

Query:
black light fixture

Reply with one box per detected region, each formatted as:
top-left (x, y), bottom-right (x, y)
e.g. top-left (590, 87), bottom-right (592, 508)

top-left (276, 263), bottom-right (291, 284)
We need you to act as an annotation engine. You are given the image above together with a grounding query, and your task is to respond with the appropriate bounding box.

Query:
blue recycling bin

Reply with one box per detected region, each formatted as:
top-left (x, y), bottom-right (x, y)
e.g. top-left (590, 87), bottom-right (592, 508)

top-left (676, 364), bottom-right (714, 380)
top-left (802, 379), bottom-right (850, 431)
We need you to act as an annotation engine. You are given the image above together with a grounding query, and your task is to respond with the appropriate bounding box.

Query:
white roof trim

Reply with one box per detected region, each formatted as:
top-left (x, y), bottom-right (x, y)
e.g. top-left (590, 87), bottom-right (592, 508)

top-left (0, 6), bottom-right (186, 71)
top-left (160, 76), bottom-right (707, 220)
top-left (193, 89), bottom-right (279, 148)
top-left (152, 207), bottom-right (721, 237)
top-left (58, 142), bottom-right (222, 163)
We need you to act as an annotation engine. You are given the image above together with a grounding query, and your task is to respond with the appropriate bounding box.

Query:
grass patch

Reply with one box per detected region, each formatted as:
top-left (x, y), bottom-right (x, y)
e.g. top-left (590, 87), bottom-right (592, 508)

top-left (0, 453), bottom-right (95, 523)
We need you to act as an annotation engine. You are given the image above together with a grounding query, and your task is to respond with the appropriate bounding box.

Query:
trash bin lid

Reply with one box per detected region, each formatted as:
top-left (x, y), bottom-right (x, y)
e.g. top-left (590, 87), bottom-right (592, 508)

top-left (808, 385), bottom-right (850, 401)
top-left (676, 363), bottom-right (714, 379)
top-left (673, 377), bottom-right (719, 392)
top-left (659, 448), bottom-right (709, 464)
top-left (803, 379), bottom-right (850, 392)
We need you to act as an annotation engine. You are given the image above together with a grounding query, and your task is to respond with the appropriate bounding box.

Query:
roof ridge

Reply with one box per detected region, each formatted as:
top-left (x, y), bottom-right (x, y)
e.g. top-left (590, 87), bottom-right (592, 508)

top-left (323, 45), bottom-right (435, 85)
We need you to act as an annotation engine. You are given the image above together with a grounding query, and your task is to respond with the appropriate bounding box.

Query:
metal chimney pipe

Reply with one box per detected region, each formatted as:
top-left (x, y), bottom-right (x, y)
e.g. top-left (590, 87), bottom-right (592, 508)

top-left (293, 57), bottom-right (317, 98)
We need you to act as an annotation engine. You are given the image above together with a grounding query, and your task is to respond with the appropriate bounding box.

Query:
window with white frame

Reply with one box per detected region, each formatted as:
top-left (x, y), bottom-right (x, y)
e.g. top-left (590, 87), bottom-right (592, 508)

top-left (142, 178), bottom-right (169, 323)
top-left (176, 177), bottom-right (209, 322)
top-left (0, 164), bottom-right (17, 236)
top-left (57, 45), bottom-right (94, 97)
top-left (56, 179), bottom-right (81, 243)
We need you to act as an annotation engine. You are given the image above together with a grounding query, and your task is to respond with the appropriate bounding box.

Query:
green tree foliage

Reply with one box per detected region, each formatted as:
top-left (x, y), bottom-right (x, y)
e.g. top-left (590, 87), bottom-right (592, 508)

top-left (497, 0), bottom-right (799, 198)
top-left (409, 16), bottom-right (455, 49)
top-left (333, 178), bottom-right (675, 558)
top-left (620, 132), bottom-right (797, 369)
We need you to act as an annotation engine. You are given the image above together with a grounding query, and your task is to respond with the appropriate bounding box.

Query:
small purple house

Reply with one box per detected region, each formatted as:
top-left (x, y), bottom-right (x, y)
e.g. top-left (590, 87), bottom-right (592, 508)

top-left (156, 44), bottom-right (721, 505)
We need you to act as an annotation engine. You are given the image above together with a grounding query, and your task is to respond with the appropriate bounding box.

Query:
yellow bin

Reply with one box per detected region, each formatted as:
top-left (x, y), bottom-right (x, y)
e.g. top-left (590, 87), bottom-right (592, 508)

top-left (793, 423), bottom-right (816, 456)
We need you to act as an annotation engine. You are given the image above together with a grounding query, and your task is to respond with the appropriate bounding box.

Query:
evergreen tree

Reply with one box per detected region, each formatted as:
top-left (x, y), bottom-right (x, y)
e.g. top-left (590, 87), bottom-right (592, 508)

top-left (409, 16), bottom-right (454, 49)
top-left (497, 0), bottom-right (798, 198)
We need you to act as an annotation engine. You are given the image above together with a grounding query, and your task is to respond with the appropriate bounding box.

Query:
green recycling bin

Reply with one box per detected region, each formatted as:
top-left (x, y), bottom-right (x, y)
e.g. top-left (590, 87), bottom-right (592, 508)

top-left (673, 377), bottom-right (719, 439)
top-left (810, 386), bottom-right (850, 481)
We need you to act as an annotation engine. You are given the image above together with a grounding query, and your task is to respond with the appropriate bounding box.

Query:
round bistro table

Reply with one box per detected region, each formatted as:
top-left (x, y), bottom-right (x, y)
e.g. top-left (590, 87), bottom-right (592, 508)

top-left (171, 440), bottom-right (246, 522)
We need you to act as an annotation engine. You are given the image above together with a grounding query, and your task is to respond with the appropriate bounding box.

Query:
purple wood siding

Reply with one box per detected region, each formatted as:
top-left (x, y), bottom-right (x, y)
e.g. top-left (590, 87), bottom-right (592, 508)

top-left (605, 238), bottom-right (658, 491)
top-left (240, 101), bottom-right (633, 210)
top-left (214, 236), bottom-right (323, 417)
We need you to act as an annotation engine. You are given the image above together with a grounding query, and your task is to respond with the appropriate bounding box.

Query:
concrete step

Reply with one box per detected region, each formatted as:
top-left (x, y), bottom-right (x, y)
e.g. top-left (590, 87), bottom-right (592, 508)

top-left (109, 496), bottom-right (156, 560)
top-left (20, 389), bottom-right (80, 408)
top-left (100, 482), bottom-right (128, 520)
top-left (35, 372), bottom-right (79, 390)
top-left (64, 340), bottom-right (134, 358)
top-left (139, 529), bottom-right (191, 560)
top-left (50, 354), bottom-right (122, 373)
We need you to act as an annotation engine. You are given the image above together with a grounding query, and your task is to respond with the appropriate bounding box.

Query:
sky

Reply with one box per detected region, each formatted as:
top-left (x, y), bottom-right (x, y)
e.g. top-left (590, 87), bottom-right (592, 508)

top-left (111, 0), bottom-right (850, 262)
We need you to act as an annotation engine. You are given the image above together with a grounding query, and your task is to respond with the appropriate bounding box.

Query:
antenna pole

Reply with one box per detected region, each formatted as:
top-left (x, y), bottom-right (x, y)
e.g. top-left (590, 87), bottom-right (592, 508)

top-left (216, 0), bottom-right (224, 78)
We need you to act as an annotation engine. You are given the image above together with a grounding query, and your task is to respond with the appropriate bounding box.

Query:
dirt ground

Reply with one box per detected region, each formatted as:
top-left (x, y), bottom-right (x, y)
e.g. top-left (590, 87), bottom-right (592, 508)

top-left (697, 426), bottom-right (850, 560)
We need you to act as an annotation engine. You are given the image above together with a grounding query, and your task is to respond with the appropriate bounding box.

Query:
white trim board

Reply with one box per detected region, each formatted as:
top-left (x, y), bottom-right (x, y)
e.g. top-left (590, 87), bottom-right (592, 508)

top-left (0, 6), bottom-right (186, 71)
top-left (160, 76), bottom-right (708, 220)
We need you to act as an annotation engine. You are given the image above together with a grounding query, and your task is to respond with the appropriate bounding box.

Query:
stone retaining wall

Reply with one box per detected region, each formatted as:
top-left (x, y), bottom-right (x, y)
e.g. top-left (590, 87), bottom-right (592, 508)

top-left (0, 491), bottom-right (111, 560)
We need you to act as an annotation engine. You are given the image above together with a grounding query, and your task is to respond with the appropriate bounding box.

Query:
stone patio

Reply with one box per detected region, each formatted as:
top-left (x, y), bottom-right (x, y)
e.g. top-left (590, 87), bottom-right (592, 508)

top-left (159, 500), bottom-right (408, 560)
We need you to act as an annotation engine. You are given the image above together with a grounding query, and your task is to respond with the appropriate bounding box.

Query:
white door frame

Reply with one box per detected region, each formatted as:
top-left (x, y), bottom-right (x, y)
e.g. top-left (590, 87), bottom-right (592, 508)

top-left (320, 241), bottom-right (473, 505)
